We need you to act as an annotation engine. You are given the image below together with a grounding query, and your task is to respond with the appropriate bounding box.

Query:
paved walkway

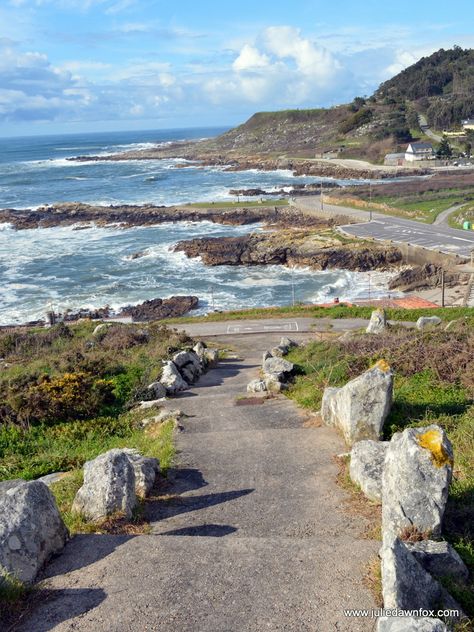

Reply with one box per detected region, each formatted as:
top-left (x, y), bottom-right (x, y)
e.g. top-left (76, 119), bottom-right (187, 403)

top-left (17, 331), bottom-right (377, 632)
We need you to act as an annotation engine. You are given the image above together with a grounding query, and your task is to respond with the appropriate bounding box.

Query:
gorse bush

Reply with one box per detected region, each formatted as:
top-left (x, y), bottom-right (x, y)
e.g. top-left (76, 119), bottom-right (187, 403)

top-left (0, 321), bottom-right (192, 429)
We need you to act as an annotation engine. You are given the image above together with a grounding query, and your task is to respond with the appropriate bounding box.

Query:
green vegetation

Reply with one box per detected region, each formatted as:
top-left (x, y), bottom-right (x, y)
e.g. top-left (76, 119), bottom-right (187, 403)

top-left (377, 46), bottom-right (474, 129)
top-left (285, 325), bottom-right (474, 616)
top-left (0, 321), bottom-right (189, 482)
top-left (165, 304), bottom-right (474, 326)
top-left (187, 199), bottom-right (288, 208)
top-left (449, 202), bottom-right (474, 228)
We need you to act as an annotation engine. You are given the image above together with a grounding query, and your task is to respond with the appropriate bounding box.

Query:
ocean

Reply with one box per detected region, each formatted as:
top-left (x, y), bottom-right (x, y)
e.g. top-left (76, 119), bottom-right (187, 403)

top-left (0, 128), bottom-right (397, 325)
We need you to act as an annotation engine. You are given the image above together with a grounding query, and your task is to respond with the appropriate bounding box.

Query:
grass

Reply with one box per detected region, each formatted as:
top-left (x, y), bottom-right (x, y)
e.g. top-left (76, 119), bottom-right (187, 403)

top-left (284, 325), bottom-right (474, 617)
top-left (327, 193), bottom-right (465, 224)
top-left (164, 304), bottom-right (474, 326)
top-left (448, 202), bottom-right (474, 229)
top-left (187, 199), bottom-right (289, 208)
top-left (48, 417), bottom-right (175, 534)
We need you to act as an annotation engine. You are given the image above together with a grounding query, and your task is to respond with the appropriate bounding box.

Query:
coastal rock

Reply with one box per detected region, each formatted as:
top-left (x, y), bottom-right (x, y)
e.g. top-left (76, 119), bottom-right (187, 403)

top-left (416, 316), bottom-right (442, 330)
top-left (0, 480), bottom-right (68, 583)
top-left (160, 361), bottom-right (189, 394)
top-left (119, 296), bottom-right (199, 322)
top-left (122, 449), bottom-right (159, 498)
top-left (262, 356), bottom-right (294, 381)
top-left (382, 425), bottom-right (453, 540)
top-left (388, 264), bottom-right (467, 292)
top-left (349, 440), bottom-right (389, 502)
top-left (174, 233), bottom-right (403, 272)
top-left (72, 449), bottom-right (137, 521)
top-left (262, 350), bottom-right (272, 363)
top-left (320, 361), bottom-right (393, 445)
top-left (366, 308), bottom-right (387, 334)
top-left (270, 345), bottom-right (286, 358)
top-left (377, 617), bottom-right (447, 631)
top-left (405, 540), bottom-right (469, 582)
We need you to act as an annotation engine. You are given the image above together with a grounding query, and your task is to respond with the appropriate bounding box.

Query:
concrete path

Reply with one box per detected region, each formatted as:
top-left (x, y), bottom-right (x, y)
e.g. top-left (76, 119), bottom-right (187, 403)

top-left (432, 204), bottom-right (463, 226)
top-left (16, 331), bottom-right (378, 632)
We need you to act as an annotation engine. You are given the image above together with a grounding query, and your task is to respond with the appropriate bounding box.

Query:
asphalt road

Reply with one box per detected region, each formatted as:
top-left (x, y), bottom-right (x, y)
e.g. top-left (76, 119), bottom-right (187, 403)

top-left (294, 197), bottom-right (474, 259)
top-left (339, 215), bottom-right (474, 259)
top-left (177, 317), bottom-right (370, 338)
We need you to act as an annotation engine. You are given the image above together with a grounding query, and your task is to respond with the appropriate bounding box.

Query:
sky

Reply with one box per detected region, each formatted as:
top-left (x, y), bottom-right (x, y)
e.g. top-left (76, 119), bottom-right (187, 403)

top-left (1, 0), bottom-right (473, 136)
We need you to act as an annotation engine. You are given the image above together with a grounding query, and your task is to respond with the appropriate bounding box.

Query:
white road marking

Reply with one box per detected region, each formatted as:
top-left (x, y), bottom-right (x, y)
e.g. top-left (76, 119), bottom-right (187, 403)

top-left (226, 322), bottom-right (299, 334)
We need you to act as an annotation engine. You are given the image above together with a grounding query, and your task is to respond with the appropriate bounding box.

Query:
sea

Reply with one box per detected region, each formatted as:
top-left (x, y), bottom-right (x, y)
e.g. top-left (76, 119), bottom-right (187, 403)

top-left (0, 127), bottom-right (399, 325)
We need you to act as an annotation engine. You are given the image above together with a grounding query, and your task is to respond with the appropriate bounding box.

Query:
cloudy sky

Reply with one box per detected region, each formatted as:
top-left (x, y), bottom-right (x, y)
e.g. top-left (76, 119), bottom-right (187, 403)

top-left (1, 0), bottom-right (473, 136)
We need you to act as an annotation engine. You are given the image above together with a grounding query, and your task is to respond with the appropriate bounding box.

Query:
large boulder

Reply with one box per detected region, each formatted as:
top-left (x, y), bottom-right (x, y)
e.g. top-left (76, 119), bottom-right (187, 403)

top-left (405, 540), bottom-right (469, 582)
top-left (381, 537), bottom-right (446, 610)
top-left (203, 348), bottom-right (219, 365)
top-left (320, 361), bottom-right (393, 446)
top-left (349, 440), bottom-right (389, 502)
top-left (146, 381), bottom-right (167, 400)
top-left (382, 425), bottom-right (453, 540)
top-left (279, 336), bottom-right (298, 351)
top-left (0, 480), bottom-right (68, 583)
top-left (122, 449), bottom-right (159, 498)
top-left (72, 449), bottom-right (137, 521)
top-left (173, 350), bottom-right (202, 373)
top-left (377, 617), bottom-right (447, 631)
top-left (262, 356), bottom-right (294, 381)
top-left (160, 361), bottom-right (189, 394)
top-left (416, 316), bottom-right (442, 330)
top-left (247, 379), bottom-right (267, 393)
top-left (320, 387), bottom-right (340, 427)
top-left (366, 308), bottom-right (387, 334)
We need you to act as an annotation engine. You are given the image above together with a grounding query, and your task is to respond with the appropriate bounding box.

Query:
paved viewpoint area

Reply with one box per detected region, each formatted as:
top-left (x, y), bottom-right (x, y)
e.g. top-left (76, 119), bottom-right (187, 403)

top-left (341, 216), bottom-right (474, 259)
top-left (17, 329), bottom-right (378, 632)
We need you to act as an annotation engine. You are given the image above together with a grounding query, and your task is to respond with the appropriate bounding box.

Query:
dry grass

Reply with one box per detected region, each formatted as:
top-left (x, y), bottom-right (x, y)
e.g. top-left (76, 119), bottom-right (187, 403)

top-left (334, 455), bottom-right (382, 540)
top-left (363, 557), bottom-right (384, 607)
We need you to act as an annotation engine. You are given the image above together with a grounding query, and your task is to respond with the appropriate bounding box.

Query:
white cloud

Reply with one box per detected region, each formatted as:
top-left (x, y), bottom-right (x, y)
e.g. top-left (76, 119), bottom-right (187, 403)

top-left (203, 26), bottom-right (347, 107)
top-left (233, 44), bottom-right (270, 72)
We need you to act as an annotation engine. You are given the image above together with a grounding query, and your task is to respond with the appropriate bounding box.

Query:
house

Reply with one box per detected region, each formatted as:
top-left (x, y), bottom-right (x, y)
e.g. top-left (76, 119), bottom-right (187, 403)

top-left (462, 119), bottom-right (474, 131)
top-left (404, 142), bottom-right (434, 162)
top-left (384, 153), bottom-right (405, 166)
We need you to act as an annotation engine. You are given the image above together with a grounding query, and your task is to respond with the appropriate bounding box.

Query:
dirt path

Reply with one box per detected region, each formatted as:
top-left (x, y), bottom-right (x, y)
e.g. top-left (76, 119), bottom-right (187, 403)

top-left (16, 331), bottom-right (378, 632)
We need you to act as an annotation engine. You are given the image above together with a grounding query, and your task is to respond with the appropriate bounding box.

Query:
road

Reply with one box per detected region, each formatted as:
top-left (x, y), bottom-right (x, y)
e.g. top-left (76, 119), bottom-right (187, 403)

top-left (418, 114), bottom-right (442, 142)
top-left (339, 215), bottom-right (474, 259)
top-left (294, 197), bottom-right (474, 260)
top-left (18, 329), bottom-right (377, 632)
top-left (178, 317), bottom-right (370, 338)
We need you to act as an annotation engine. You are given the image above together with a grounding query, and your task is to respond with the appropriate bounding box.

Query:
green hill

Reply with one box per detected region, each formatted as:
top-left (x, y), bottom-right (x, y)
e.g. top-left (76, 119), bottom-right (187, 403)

top-left (376, 46), bottom-right (474, 129)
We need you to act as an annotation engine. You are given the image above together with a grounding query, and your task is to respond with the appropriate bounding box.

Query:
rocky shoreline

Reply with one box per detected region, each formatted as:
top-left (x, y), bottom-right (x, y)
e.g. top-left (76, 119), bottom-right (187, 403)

top-left (0, 201), bottom-right (344, 231)
top-left (67, 141), bottom-right (429, 180)
top-left (174, 230), bottom-right (403, 272)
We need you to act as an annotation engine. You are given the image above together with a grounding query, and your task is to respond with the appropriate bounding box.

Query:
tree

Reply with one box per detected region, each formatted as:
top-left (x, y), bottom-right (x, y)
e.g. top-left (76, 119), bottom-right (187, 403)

top-left (436, 137), bottom-right (453, 158)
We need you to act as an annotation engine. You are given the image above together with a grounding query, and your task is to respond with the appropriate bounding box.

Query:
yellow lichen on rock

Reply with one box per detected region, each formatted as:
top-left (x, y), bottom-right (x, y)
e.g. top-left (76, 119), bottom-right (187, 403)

top-left (417, 429), bottom-right (454, 468)
top-left (374, 359), bottom-right (391, 373)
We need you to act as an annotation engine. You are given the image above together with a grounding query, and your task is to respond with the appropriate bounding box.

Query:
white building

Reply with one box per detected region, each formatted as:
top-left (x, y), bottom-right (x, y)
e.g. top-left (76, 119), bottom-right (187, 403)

top-left (462, 119), bottom-right (474, 131)
top-left (404, 142), bottom-right (434, 162)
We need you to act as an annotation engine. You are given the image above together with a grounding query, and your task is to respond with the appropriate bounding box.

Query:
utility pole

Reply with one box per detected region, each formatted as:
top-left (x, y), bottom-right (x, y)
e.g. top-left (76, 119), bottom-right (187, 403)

top-left (291, 266), bottom-right (296, 306)
top-left (441, 270), bottom-right (445, 308)
top-left (369, 181), bottom-right (373, 222)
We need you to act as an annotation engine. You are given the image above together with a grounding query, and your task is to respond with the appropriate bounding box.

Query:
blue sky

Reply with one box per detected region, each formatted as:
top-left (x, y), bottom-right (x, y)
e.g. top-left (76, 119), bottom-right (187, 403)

top-left (1, 0), bottom-right (473, 136)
